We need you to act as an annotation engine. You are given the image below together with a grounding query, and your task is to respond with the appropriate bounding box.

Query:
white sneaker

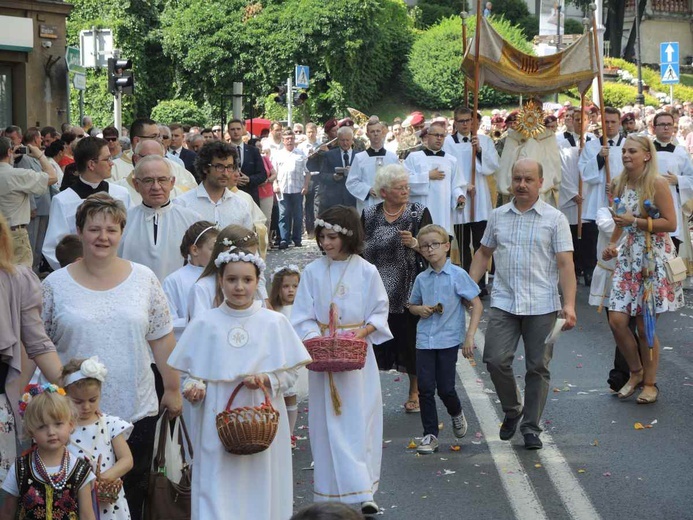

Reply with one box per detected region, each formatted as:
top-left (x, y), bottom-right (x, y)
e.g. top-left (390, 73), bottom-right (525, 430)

top-left (452, 411), bottom-right (468, 438)
top-left (361, 500), bottom-right (379, 515)
top-left (417, 434), bottom-right (439, 454)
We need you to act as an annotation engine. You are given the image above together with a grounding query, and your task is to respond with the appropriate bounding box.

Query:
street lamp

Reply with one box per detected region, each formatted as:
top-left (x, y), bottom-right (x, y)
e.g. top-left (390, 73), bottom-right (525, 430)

top-left (635, 0), bottom-right (645, 105)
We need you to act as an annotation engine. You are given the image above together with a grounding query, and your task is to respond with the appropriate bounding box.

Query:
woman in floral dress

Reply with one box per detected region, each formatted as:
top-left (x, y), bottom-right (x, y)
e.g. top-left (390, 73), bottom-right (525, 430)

top-left (602, 136), bottom-right (684, 404)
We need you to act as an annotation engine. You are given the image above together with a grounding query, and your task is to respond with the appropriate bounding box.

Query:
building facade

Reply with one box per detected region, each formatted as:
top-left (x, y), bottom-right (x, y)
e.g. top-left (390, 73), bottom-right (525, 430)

top-left (0, 0), bottom-right (73, 130)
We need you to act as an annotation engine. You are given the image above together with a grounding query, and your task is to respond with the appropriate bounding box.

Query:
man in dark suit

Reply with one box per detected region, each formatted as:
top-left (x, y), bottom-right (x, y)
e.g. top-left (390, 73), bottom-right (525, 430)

top-left (317, 126), bottom-right (357, 214)
top-left (169, 123), bottom-right (198, 179)
top-left (227, 119), bottom-right (266, 204)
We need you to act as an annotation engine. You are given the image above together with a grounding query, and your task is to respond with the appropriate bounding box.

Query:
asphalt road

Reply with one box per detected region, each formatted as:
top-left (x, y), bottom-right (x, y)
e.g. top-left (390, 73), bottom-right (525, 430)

top-left (269, 240), bottom-right (693, 519)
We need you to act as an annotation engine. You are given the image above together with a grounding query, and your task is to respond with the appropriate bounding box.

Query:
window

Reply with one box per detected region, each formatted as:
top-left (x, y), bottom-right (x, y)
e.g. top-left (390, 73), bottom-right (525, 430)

top-left (0, 65), bottom-right (12, 129)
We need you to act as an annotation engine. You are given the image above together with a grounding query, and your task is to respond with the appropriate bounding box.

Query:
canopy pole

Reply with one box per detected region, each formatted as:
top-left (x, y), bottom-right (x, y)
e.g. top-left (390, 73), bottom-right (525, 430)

top-left (470, 0), bottom-right (483, 223)
top-left (589, 3), bottom-right (611, 186)
top-left (461, 11), bottom-right (469, 108)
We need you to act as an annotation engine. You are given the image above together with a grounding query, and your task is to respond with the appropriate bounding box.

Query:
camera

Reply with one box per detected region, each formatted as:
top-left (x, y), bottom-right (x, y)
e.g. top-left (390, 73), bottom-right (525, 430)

top-left (15, 146), bottom-right (27, 155)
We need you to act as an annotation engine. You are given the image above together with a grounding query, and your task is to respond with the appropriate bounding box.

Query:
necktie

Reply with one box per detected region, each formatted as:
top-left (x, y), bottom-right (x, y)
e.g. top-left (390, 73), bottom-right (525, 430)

top-left (171, 150), bottom-right (177, 156)
top-left (343, 151), bottom-right (349, 167)
top-left (237, 146), bottom-right (242, 163)
top-left (608, 139), bottom-right (614, 146)
top-left (463, 137), bottom-right (469, 143)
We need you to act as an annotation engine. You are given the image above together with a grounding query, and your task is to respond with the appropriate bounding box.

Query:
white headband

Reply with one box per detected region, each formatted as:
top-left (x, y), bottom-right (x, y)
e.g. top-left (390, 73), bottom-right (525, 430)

top-left (64, 357), bottom-right (108, 387)
top-left (193, 225), bottom-right (217, 246)
top-left (315, 219), bottom-right (353, 236)
top-left (272, 264), bottom-right (300, 281)
top-left (221, 232), bottom-right (257, 248)
top-left (215, 247), bottom-right (266, 272)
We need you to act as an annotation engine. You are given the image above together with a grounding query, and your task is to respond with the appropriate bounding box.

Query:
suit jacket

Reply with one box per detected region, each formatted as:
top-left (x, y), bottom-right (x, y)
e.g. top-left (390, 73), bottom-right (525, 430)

top-left (177, 148), bottom-right (198, 180)
top-left (317, 147), bottom-right (356, 212)
top-left (235, 144), bottom-right (266, 204)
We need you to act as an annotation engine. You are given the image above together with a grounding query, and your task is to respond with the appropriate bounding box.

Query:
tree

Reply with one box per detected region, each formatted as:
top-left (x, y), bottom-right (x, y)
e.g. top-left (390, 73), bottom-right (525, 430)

top-left (160, 0), bottom-right (412, 121)
top-left (416, 0), bottom-right (466, 28)
top-left (150, 100), bottom-right (210, 126)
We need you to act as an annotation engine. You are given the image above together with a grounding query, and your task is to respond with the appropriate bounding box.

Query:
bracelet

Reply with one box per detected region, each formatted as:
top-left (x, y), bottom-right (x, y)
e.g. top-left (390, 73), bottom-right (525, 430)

top-left (647, 217), bottom-right (653, 233)
top-left (410, 238), bottom-right (419, 249)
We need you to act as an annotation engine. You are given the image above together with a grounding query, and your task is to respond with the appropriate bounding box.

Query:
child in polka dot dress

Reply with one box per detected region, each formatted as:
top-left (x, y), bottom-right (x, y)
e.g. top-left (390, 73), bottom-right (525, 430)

top-left (62, 357), bottom-right (134, 520)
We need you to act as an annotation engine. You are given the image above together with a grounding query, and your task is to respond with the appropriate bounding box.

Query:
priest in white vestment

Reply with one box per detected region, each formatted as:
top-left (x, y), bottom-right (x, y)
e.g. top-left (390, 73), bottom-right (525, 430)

top-left (346, 120), bottom-right (399, 215)
top-left (43, 137), bottom-right (131, 270)
top-left (119, 155), bottom-right (202, 281)
top-left (405, 121), bottom-right (465, 236)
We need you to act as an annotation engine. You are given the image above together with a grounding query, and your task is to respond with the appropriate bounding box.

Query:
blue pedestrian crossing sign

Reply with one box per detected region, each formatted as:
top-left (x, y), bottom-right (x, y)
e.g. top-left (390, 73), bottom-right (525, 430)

top-left (660, 42), bottom-right (680, 85)
top-left (295, 65), bottom-right (309, 89)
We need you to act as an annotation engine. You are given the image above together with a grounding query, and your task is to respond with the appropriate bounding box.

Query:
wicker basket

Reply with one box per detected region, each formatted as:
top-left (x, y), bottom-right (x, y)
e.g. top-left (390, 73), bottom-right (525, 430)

top-left (95, 455), bottom-right (122, 505)
top-left (216, 383), bottom-right (279, 455)
top-left (304, 303), bottom-right (367, 372)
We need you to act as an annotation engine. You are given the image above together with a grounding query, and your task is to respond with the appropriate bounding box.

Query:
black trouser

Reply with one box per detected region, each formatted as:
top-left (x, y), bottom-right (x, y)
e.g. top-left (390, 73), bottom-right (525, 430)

top-left (579, 221), bottom-right (598, 276)
top-left (569, 224), bottom-right (584, 275)
top-left (304, 179), bottom-right (318, 234)
top-left (417, 346), bottom-right (462, 437)
top-left (455, 221), bottom-right (487, 288)
top-left (124, 414), bottom-right (158, 519)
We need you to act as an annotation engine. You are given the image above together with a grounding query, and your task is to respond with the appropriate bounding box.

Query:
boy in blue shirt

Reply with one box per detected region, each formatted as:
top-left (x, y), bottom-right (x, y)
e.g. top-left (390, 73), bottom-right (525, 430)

top-left (409, 224), bottom-right (483, 454)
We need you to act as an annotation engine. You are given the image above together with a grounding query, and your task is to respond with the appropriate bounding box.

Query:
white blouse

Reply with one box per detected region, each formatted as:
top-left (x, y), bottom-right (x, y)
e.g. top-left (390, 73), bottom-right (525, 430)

top-left (42, 263), bottom-right (173, 423)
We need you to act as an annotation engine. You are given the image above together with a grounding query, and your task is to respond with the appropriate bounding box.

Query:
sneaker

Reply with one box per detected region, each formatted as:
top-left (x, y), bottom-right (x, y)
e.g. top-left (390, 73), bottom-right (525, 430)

top-left (361, 501), bottom-right (379, 515)
top-left (451, 411), bottom-right (468, 438)
top-left (499, 409), bottom-right (523, 441)
top-left (523, 433), bottom-right (543, 450)
top-left (278, 241), bottom-right (289, 250)
top-left (416, 434), bottom-right (439, 454)
top-left (293, 241), bottom-right (303, 247)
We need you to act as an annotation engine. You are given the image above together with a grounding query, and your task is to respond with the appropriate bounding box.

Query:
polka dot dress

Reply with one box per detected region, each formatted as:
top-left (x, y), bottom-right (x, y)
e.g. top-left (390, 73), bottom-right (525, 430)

top-left (70, 414), bottom-right (134, 520)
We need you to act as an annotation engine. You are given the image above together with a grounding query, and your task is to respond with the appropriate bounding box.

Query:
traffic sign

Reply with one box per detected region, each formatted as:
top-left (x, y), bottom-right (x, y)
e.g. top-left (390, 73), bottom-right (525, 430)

top-left (295, 65), bottom-right (309, 89)
top-left (660, 42), bottom-right (679, 65)
top-left (73, 73), bottom-right (86, 91)
top-left (65, 46), bottom-right (85, 74)
top-left (661, 63), bottom-right (680, 84)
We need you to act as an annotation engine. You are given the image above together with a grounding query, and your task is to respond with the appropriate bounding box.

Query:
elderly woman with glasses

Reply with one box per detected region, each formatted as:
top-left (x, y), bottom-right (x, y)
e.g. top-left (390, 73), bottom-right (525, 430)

top-left (362, 164), bottom-right (431, 413)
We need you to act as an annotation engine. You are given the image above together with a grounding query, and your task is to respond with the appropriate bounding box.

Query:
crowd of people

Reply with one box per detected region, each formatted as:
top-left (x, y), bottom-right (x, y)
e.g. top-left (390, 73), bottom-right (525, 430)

top-left (0, 97), bottom-right (690, 519)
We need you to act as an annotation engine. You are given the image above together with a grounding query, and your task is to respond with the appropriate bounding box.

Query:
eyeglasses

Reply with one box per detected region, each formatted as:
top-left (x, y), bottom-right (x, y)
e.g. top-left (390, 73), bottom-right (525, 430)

top-left (104, 137), bottom-right (118, 142)
top-left (209, 163), bottom-right (236, 173)
top-left (420, 242), bottom-right (444, 251)
top-left (161, 135), bottom-right (171, 140)
top-left (455, 119), bottom-right (472, 124)
top-left (655, 123), bottom-right (674, 128)
top-left (390, 185), bottom-right (410, 192)
top-left (428, 133), bottom-right (446, 138)
top-left (136, 177), bottom-right (172, 187)
top-left (294, 130), bottom-right (303, 134)
top-left (137, 133), bottom-right (161, 140)
top-left (94, 157), bottom-right (113, 164)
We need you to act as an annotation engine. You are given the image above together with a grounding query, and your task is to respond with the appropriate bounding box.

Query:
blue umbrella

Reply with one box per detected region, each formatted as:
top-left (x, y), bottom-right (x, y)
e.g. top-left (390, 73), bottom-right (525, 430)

top-left (642, 200), bottom-right (659, 353)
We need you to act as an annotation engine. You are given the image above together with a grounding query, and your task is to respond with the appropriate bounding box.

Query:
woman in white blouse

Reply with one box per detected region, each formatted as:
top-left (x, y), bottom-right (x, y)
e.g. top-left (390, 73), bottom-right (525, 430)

top-left (41, 193), bottom-right (182, 519)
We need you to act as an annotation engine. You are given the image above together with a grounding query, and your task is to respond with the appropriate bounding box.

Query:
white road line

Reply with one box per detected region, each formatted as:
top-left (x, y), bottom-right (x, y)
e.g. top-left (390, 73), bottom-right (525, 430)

top-left (459, 326), bottom-right (602, 520)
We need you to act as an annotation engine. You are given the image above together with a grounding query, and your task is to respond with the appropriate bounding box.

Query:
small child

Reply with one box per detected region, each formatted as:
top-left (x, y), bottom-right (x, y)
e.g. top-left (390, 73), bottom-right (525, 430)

top-left (0, 384), bottom-right (96, 520)
top-left (269, 265), bottom-right (307, 447)
top-left (408, 224), bottom-right (483, 454)
top-left (56, 234), bottom-right (83, 268)
top-left (169, 247), bottom-right (311, 520)
top-left (62, 357), bottom-right (134, 520)
top-left (163, 220), bottom-right (219, 339)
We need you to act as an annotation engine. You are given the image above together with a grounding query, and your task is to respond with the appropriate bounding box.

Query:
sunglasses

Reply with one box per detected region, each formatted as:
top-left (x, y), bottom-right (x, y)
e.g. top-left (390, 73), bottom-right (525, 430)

top-left (104, 137), bottom-right (118, 142)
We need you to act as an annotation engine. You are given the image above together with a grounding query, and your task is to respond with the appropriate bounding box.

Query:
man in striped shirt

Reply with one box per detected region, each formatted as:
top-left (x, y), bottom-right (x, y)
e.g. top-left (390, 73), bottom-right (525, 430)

top-left (469, 158), bottom-right (576, 450)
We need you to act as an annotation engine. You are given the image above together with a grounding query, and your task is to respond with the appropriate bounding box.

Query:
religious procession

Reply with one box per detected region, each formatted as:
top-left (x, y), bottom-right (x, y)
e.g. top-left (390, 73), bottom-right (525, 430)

top-left (2, 0), bottom-right (693, 519)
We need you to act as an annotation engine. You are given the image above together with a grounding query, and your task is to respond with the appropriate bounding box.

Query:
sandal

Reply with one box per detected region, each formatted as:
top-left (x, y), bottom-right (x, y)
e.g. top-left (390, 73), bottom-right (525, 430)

top-left (618, 368), bottom-right (644, 399)
top-left (404, 400), bottom-right (420, 413)
top-left (636, 385), bottom-right (659, 404)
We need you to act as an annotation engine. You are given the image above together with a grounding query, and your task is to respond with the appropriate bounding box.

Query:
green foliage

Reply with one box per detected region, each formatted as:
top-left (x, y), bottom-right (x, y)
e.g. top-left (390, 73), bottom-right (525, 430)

top-left (416, 0), bottom-right (465, 28)
top-left (403, 15), bottom-right (532, 109)
top-left (517, 15), bottom-right (539, 39)
top-left (262, 94), bottom-right (288, 123)
top-left (150, 100), bottom-right (210, 126)
top-left (160, 0), bottom-right (412, 122)
top-left (565, 83), bottom-right (658, 107)
top-left (605, 58), bottom-right (693, 103)
top-left (490, 0), bottom-right (530, 22)
top-left (564, 18), bottom-right (584, 35)
top-left (66, 0), bottom-right (174, 127)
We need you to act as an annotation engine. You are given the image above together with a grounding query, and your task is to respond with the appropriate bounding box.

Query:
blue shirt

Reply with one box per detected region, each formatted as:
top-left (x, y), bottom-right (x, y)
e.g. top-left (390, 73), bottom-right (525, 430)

top-left (409, 259), bottom-right (480, 350)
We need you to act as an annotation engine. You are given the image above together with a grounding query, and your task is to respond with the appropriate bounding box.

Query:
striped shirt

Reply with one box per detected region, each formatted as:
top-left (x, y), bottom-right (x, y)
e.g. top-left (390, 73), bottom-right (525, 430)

top-left (481, 198), bottom-right (573, 316)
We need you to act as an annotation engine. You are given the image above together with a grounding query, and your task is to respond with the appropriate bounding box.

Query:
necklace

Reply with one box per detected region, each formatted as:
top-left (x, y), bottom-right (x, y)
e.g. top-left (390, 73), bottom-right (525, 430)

top-left (383, 204), bottom-right (406, 217)
top-left (225, 304), bottom-right (261, 348)
top-left (33, 448), bottom-right (70, 491)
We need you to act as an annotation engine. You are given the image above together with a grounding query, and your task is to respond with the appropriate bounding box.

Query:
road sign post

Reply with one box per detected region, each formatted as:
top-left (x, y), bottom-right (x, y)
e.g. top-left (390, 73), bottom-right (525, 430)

top-left (295, 65), bottom-right (309, 89)
top-left (660, 42), bottom-right (680, 96)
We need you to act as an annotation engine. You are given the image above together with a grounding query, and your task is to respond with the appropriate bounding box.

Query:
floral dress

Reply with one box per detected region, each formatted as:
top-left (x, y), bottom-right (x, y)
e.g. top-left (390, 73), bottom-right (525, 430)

top-left (608, 187), bottom-right (684, 315)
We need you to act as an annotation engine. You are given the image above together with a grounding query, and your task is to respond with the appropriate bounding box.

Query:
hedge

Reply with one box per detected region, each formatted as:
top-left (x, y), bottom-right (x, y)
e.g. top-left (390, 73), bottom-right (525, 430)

top-left (605, 57), bottom-right (693, 103)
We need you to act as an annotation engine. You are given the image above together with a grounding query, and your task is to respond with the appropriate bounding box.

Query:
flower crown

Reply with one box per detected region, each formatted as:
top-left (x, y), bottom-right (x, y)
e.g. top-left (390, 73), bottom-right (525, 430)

top-left (63, 357), bottom-right (108, 387)
top-left (315, 218), bottom-right (353, 237)
top-left (272, 264), bottom-right (300, 281)
top-left (215, 247), bottom-right (266, 272)
top-left (221, 232), bottom-right (257, 248)
top-left (19, 384), bottom-right (66, 417)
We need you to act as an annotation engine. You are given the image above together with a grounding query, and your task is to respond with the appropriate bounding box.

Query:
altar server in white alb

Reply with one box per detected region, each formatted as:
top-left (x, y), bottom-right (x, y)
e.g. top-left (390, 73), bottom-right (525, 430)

top-left (578, 107), bottom-right (625, 286)
top-left (346, 118), bottom-right (399, 215)
top-left (650, 111), bottom-right (693, 249)
top-left (405, 120), bottom-right (466, 236)
top-left (443, 107), bottom-right (499, 290)
top-left (168, 247), bottom-right (310, 520)
top-left (43, 137), bottom-right (130, 271)
top-left (291, 206), bottom-right (392, 517)
top-left (119, 156), bottom-right (202, 281)
top-left (163, 221), bottom-right (219, 340)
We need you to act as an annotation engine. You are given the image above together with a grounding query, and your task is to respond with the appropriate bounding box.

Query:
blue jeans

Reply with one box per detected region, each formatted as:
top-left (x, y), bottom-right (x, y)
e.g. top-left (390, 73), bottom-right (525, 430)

top-left (278, 192), bottom-right (303, 244)
top-left (416, 346), bottom-right (462, 437)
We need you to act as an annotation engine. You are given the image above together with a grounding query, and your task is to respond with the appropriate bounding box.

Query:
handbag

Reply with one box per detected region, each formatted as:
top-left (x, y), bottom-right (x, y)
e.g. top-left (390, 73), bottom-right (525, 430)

top-left (410, 207), bottom-right (428, 273)
top-left (144, 410), bottom-right (193, 520)
top-left (665, 256), bottom-right (687, 283)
